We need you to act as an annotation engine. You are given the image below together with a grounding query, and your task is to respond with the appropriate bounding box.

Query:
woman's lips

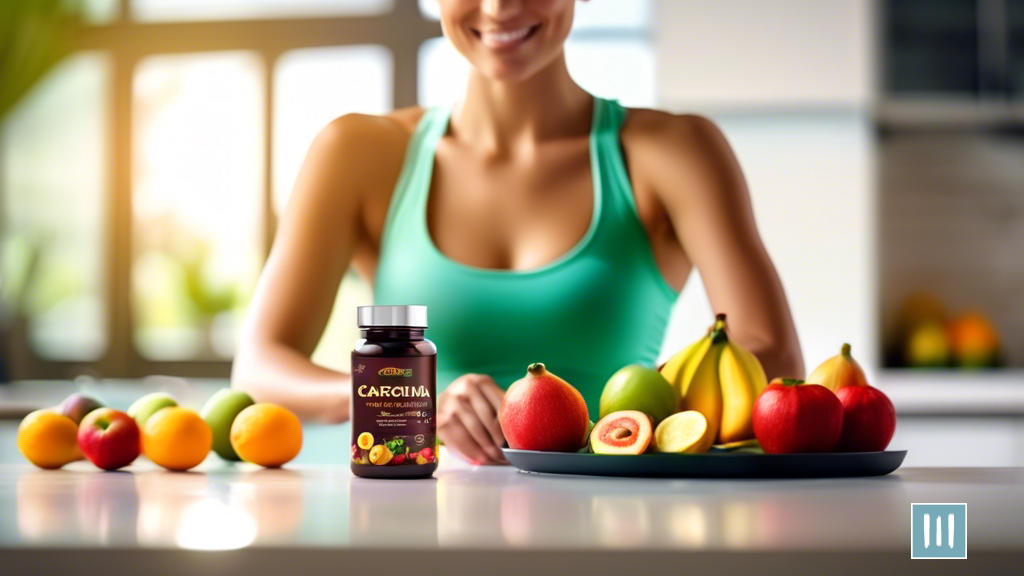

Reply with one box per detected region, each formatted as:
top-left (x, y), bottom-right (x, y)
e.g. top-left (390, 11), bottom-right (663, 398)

top-left (473, 24), bottom-right (541, 50)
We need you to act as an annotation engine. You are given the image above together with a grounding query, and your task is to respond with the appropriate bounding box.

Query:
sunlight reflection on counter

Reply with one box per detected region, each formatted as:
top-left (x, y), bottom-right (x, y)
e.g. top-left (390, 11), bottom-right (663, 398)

top-left (175, 497), bottom-right (258, 550)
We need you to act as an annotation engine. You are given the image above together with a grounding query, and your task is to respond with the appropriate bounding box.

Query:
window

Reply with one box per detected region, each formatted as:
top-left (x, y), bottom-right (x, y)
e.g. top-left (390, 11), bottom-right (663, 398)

top-left (133, 0), bottom-right (393, 21)
top-left (273, 45), bottom-right (393, 214)
top-left (1, 1), bottom-right (654, 378)
top-left (132, 52), bottom-right (265, 360)
top-left (1, 53), bottom-right (110, 361)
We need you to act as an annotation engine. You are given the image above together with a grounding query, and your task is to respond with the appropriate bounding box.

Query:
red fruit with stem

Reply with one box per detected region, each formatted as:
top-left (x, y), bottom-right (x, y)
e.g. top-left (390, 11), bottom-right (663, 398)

top-left (498, 363), bottom-right (589, 452)
top-left (752, 378), bottom-right (844, 454)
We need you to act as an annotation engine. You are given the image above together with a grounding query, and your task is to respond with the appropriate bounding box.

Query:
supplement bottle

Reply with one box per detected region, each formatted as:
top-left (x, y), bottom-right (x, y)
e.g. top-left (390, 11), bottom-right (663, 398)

top-left (351, 305), bottom-right (437, 478)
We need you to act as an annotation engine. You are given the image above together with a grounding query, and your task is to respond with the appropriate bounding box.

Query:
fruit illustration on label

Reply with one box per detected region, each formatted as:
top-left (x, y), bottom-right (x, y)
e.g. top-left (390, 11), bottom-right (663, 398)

top-left (660, 314), bottom-right (767, 445)
top-left (391, 453), bottom-right (407, 465)
top-left (752, 378), bottom-right (844, 454)
top-left (499, 363), bottom-right (590, 452)
top-left (653, 410), bottom-right (713, 454)
top-left (808, 343), bottom-right (868, 392)
top-left (599, 365), bottom-right (676, 427)
top-left (357, 432), bottom-right (374, 450)
top-left (589, 411), bottom-right (652, 455)
top-left (369, 444), bottom-right (393, 465)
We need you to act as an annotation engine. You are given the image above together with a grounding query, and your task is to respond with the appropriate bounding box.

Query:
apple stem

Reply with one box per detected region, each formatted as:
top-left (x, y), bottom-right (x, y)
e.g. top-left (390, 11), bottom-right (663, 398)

top-left (781, 378), bottom-right (804, 387)
top-left (527, 363), bottom-right (546, 376)
top-left (841, 343), bottom-right (852, 357)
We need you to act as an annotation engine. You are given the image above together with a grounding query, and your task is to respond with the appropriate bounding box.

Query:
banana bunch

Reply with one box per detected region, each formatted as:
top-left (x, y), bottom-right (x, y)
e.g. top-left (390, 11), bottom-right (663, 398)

top-left (660, 314), bottom-right (767, 445)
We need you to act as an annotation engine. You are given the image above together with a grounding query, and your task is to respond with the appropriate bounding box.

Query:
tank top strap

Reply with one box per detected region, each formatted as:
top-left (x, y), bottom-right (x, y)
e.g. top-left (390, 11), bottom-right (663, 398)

top-left (380, 105), bottom-right (452, 244)
top-left (591, 97), bottom-right (641, 218)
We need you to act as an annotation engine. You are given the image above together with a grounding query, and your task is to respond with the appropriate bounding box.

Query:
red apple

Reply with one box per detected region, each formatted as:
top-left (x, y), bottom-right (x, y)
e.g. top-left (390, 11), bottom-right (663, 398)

top-left (78, 408), bottom-right (141, 471)
top-left (835, 386), bottom-right (896, 452)
top-left (753, 378), bottom-right (844, 454)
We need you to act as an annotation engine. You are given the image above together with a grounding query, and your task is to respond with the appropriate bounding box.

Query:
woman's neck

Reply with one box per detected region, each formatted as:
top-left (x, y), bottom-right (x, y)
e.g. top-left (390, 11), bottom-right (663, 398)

top-left (452, 52), bottom-right (593, 154)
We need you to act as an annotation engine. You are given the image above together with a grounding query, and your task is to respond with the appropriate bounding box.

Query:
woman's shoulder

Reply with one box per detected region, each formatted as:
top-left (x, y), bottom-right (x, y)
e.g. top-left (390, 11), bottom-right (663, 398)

top-left (619, 106), bottom-right (741, 205)
top-left (620, 107), bottom-right (727, 157)
top-left (305, 106), bottom-right (430, 191)
top-left (316, 106), bottom-right (429, 149)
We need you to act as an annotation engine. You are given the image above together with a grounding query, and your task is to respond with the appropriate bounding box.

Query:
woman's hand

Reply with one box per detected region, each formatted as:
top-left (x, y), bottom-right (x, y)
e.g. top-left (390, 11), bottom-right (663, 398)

top-left (437, 374), bottom-right (508, 465)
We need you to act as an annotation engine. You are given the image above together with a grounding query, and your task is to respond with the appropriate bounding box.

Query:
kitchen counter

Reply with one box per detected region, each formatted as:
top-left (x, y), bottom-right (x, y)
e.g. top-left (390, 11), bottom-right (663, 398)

top-left (1, 380), bottom-right (1023, 574)
top-left (2, 451), bottom-right (1022, 574)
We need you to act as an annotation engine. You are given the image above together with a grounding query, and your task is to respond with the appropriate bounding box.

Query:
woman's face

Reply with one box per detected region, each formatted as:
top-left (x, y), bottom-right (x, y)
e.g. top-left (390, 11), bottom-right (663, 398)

top-left (438, 0), bottom-right (577, 82)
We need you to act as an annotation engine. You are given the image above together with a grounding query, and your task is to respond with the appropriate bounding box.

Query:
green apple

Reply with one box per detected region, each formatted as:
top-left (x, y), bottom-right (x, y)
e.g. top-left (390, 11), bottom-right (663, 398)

top-left (127, 392), bottom-right (178, 429)
top-left (201, 388), bottom-right (254, 461)
top-left (599, 365), bottom-right (676, 427)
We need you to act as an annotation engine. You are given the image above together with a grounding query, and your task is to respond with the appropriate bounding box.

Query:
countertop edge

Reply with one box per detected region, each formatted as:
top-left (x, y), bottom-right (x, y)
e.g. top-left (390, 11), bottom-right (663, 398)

top-left (1, 547), bottom-right (1020, 576)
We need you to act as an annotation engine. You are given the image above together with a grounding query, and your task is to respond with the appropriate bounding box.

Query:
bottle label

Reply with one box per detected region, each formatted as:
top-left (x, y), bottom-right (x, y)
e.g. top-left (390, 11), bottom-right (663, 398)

top-left (351, 355), bottom-right (437, 467)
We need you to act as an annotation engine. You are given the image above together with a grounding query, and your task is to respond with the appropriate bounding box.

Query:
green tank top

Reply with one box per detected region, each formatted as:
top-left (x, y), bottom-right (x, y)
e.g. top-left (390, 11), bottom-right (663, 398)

top-left (374, 96), bottom-right (678, 417)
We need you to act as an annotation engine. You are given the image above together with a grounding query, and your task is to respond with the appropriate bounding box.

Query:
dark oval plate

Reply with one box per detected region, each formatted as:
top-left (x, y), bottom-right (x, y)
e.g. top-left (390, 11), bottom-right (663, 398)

top-left (503, 449), bottom-right (908, 479)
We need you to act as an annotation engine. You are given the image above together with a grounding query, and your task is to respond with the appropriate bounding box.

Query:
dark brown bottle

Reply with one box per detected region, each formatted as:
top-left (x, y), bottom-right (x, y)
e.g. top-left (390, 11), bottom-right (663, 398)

top-left (351, 305), bottom-right (437, 479)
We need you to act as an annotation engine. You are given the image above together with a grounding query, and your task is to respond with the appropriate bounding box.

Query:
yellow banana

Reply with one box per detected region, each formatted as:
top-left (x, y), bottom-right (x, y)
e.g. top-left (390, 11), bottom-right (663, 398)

top-left (717, 342), bottom-right (767, 443)
top-left (660, 335), bottom-right (711, 409)
top-left (660, 314), bottom-right (768, 445)
top-left (680, 339), bottom-right (725, 445)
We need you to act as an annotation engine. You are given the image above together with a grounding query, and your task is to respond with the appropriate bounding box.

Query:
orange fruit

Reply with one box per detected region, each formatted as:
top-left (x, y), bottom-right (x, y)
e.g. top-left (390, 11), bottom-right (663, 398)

top-left (142, 407), bottom-right (212, 471)
top-left (230, 404), bottom-right (303, 468)
top-left (18, 410), bottom-right (82, 469)
top-left (947, 312), bottom-right (1000, 366)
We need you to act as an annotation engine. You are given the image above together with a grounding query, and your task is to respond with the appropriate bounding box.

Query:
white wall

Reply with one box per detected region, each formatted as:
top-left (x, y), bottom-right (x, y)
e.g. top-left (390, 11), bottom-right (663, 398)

top-left (653, 1), bottom-right (878, 378)
top-left (655, 0), bottom-right (874, 109)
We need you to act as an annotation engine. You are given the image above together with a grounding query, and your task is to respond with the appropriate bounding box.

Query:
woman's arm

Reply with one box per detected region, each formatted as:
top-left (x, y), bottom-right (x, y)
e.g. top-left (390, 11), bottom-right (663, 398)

top-left (232, 115), bottom-right (375, 423)
top-left (647, 114), bottom-right (805, 380)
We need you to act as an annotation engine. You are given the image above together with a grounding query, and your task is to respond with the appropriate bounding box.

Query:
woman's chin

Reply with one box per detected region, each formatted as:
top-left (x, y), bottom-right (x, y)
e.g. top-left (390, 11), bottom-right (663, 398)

top-left (475, 63), bottom-right (535, 83)
top-left (470, 52), bottom-right (559, 84)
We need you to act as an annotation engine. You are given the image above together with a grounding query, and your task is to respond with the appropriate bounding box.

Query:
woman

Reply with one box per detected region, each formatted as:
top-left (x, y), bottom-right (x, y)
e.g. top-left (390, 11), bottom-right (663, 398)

top-left (232, 0), bottom-right (803, 465)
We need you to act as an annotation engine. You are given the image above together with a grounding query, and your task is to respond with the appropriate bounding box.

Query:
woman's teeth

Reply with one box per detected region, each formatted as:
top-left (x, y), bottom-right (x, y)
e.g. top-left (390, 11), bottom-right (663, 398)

top-left (479, 26), bottom-right (535, 49)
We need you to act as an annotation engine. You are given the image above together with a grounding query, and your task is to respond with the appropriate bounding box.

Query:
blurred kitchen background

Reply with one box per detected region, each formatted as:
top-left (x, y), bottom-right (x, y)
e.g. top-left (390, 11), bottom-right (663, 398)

top-left (1, 0), bottom-right (1022, 465)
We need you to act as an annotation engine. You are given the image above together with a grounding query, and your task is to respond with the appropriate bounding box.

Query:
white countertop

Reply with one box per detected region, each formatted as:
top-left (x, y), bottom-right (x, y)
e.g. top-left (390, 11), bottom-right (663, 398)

top-left (1, 450), bottom-right (1022, 574)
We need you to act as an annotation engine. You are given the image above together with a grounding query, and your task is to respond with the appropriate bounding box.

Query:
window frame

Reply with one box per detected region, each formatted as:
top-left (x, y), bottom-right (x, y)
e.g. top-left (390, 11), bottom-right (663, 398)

top-left (6, 2), bottom-right (441, 380)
